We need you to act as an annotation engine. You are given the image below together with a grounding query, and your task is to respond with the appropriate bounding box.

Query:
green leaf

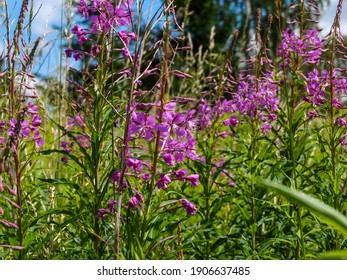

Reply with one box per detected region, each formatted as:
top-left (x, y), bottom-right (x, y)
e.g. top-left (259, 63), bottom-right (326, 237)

top-left (317, 250), bottom-right (347, 260)
top-left (256, 177), bottom-right (347, 236)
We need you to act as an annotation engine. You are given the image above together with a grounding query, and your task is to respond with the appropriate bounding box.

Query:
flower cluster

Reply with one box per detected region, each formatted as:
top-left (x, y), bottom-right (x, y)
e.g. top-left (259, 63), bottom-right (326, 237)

top-left (304, 69), bottom-right (347, 118)
top-left (66, 0), bottom-right (135, 60)
top-left (104, 100), bottom-right (200, 214)
top-left (0, 102), bottom-right (44, 151)
top-left (129, 101), bottom-right (198, 165)
top-left (278, 28), bottom-right (322, 67)
top-left (230, 73), bottom-right (279, 135)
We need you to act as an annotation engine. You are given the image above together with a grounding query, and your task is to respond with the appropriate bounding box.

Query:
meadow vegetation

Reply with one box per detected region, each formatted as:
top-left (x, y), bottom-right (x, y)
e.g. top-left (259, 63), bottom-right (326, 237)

top-left (0, 0), bottom-right (347, 260)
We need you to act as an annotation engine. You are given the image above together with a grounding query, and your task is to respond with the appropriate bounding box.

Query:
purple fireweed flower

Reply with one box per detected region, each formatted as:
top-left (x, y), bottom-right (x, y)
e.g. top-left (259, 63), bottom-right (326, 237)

top-left (92, 0), bottom-right (114, 11)
top-left (108, 199), bottom-right (116, 214)
top-left (307, 111), bottom-right (319, 119)
top-left (143, 173), bottom-right (150, 180)
top-left (304, 29), bottom-right (322, 64)
top-left (197, 98), bottom-right (212, 130)
top-left (27, 101), bottom-right (39, 114)
top-left (21, 120), bottom-right (31, 138)
top-left (76, 135), bottom-right (91, 149)
top-left (185, 174), bottom-right (199, 186)
top-left (72, 25), bottom-right (85, 36)
top-left (278, 28), bottom-right (322, 67)
top-left (219, 132), bottom-right (228, 138)
top-left (268, 114), bottom-right (277, 121)
top-left (179, 199), bottom-right (197, 215)
top-left (332, 98), bottom-right (343, 108)
top-left (66, 114), bottom-right (86, 131)
top-left (111, 171), bottom-right (121, 182)
top-left (65, 48), bottom-right (73, 58)
top-left (61, 156), bottom-right (68, 164)
top-left (337, 118), bottom-right (347, 126)
top-left (77, 0), bottom-right (89, 18)
top-left (230, 73), bottom-right (278, 134)
top-left (215, 158), bottom-right (226, 167)
top-left (157, 173), bottom-right (171, 190)
top-left (229, 116), bottom-right (239, 127)
top-left (173, 169), bottom-right (188, 180)
top-left (31, 115), bottom-right (42, 127)
top-left (126, 158), bottom-right (143, 172)
top-left (157, 122), bottom-right (171, 138)
top-left (128, 32), bottom-right (136, 40)
top-left (90, 14), bottom-right (111, 33)
top-left (128, 196), bottom-right (139, 209)
top-left (73, 52), bottom-right (82, 61)
top-left (78, 34), bottom-right (88, 45)
top-left (8, 119), bottom-right (30, 138)
top-left (61, 140), bottom-right (73, 153)
top-left (7, 118), bottom-right (16, 136)
top-left (91, 45), bottom-right (100, 56)
top-left (261, 122), bottom-right (272, 135)
top-left (129, 111), bottom-right (155, 140)
top-left (304, 69), bottom-right (325, 106)
top-left (163, 153), bottom-right (175, 165)
top-left (0, 208), bottom-right (3, 215)
top-left (118, 30), bottom-right (131, 46)
top-left (74, 114), bottom-right (86, 129)
top-left (97, 209), bottom-right (108, 221)
top-left (34, 129), bottom-right (44, 147)
top-left (122, 47), bottom-right (130, 58)
top-left (223, 119), bottom-right (230, 126)
top-left (135, 192), bottom-right (144, 203)
top-left (174, 152), bottom-right (185, 163)
top-left (61, 141), bottom-right (69, 149)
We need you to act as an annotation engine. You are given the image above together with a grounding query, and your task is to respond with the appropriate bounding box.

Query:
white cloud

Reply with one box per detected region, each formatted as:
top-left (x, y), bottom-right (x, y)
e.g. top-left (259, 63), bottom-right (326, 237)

top-left (320, 0), bottom-right (347, 35)
top-left (31, 0), bottom-right (64, 36)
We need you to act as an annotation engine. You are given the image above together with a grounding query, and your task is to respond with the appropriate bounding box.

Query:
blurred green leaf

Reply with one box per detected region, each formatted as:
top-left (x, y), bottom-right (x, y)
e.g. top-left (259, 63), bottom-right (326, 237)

top-left (317, 250), bottom-right (347, 260)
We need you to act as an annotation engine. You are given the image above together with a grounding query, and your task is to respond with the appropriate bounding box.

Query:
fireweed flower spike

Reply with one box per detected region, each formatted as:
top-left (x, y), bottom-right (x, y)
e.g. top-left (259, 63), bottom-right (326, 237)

top-left (278, 28), bottom-right (322, 68)
top-left (230, 73), bottom-right (279, 134)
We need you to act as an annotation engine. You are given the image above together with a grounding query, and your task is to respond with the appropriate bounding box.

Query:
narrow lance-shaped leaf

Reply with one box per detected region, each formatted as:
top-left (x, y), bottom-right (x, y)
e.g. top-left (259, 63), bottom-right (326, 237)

top-left (256, 177), bottom-right (347, 236)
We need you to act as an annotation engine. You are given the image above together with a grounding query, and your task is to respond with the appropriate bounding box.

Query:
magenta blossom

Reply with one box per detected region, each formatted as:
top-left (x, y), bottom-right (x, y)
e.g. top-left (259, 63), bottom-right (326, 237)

top-left (173, 169), bottom-right (188, 180)
top-left (111, 171), bottom-right (121, 182)
top-left (180, 199), bottom-right (197, 215)
top-left (128, 196), bottom-right (140, 209)
top-left (185, 174), bottom-right (199, 186)
top-left (157, 173), bottom-right (171, 190)
top-left (108, 199), bottom-right (116, 214)
top-left (97, 209), bottom-right (108, 221)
